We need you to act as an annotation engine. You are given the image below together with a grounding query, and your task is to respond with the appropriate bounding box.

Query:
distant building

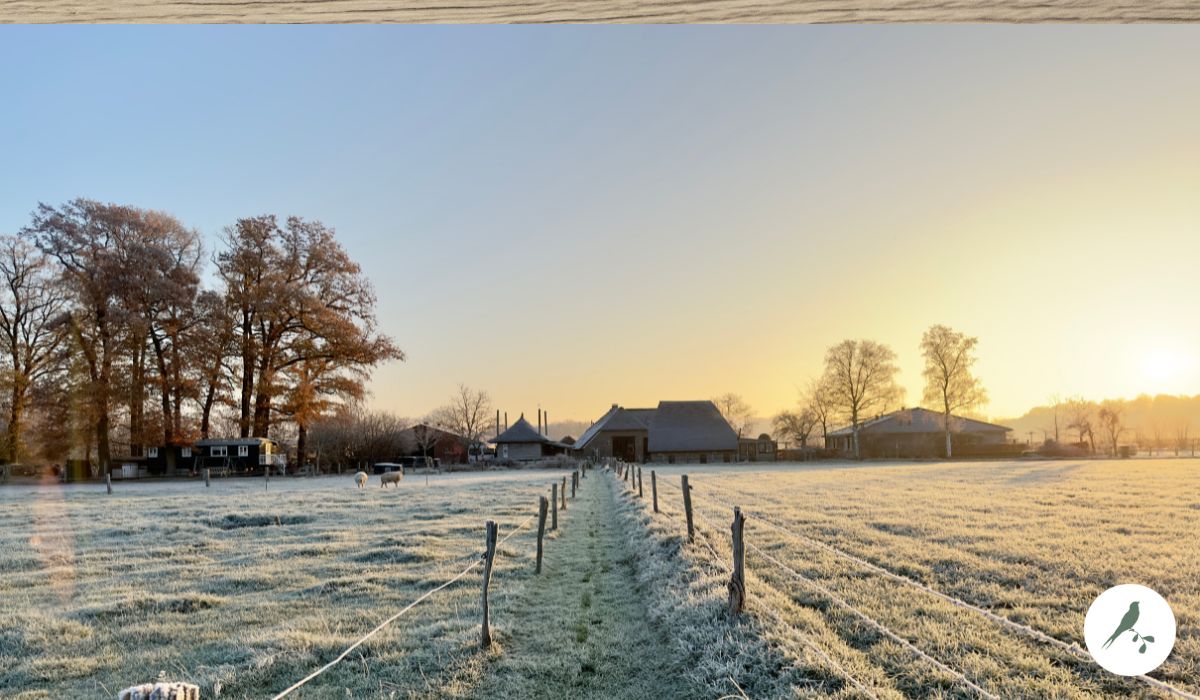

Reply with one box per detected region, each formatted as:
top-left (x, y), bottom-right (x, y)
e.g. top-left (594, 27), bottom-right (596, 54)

top-left (826, 407), bottom-right (1013, 458)
top-left (572, 400), bottom-right (739, 464)
top-left (397, 423), bottom-right (470, 464)
top-left (491, 415), bottom-right (570, 462)
top-left (194, 437), bottom-right (286, 475)
top-left (738, 433), bottom-right (777, 462)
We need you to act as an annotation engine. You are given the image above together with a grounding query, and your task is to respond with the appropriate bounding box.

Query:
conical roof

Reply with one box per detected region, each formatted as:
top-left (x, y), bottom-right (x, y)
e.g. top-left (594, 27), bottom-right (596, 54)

top-left (491, 416), bottom-right (552, 444)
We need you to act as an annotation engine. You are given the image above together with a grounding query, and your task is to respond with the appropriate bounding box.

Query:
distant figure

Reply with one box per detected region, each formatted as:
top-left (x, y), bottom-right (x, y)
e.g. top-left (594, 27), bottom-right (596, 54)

top-left (1103, 601), bottom-right (1140, 649)
top-left (380, 470), bottom-right (403, 488)
top-left (354, 471), bottom-right (368, 488)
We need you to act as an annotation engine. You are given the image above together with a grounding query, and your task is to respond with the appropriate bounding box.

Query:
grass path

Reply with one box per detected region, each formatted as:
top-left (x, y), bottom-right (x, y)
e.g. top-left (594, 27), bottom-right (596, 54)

top-left (464, 472), bottom-right (694, 699)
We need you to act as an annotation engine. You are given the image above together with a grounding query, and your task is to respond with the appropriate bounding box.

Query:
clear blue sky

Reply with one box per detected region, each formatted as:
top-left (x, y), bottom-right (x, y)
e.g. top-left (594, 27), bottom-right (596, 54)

top-left (3, 26), bottom-right (1199, 423)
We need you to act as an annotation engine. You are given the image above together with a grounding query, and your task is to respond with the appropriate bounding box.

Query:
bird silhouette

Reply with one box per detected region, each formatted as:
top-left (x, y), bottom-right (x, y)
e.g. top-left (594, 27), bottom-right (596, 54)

top-left (1102, 601), bottom-right (1140, 649)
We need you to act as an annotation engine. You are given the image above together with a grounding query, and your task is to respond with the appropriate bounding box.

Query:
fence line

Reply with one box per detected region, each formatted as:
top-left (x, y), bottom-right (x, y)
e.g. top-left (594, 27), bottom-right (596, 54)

top-left (270, 509), bottom-right (540, 699)
top-left (747, 540), bottom-right (998, 699)
top-left (685, 479), bottom-right (1200, 700)
top-left (674, 489), bottom-right (879, 700)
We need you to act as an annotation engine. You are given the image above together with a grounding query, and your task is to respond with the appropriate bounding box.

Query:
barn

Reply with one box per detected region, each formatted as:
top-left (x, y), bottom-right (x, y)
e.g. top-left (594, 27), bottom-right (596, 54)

top-left (826, 407), bottom-right (1014, 458)
top-left (490, 416), bottom-right (570, 462)
top-left (572, 400), bottom-right (739, 464)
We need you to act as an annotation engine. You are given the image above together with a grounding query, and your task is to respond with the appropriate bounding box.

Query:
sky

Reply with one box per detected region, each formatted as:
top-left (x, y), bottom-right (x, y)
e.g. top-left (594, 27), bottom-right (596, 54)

top-left (2, 26), bottom-right (1199, 424)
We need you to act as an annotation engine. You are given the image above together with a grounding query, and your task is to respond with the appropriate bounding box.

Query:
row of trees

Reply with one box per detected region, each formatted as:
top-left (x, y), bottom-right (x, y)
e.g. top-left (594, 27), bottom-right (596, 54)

top-left (1042, 395), bottom-right (1192, 457)
top-left (772, 324), bottom-right (987, 459)
top-left (1, 199), bottom-right (402, 472)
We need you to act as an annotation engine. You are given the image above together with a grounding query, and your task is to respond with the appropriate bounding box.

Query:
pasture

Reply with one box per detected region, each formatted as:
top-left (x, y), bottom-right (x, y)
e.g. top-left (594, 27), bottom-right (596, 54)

top-left (1, 459), bottom-right (1198, 699)
top-left (639, 458), bottom-right (1200, 698)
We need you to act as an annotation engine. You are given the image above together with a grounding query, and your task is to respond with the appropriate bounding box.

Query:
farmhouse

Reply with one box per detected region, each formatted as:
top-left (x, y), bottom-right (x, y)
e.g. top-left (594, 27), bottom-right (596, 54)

top-left (491, 416), bottom-right (570, 462)
top-left (826, 407), bottom-right (1014, 458)
top-left (194, 437), bottom-right (286, 475)
top-left (572, 400), bottom-right (739, 464)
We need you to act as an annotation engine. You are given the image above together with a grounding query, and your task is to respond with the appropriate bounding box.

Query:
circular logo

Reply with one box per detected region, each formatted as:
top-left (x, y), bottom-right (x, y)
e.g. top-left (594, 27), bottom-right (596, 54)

top-left (1084, 584), bottom-right (1176, 676)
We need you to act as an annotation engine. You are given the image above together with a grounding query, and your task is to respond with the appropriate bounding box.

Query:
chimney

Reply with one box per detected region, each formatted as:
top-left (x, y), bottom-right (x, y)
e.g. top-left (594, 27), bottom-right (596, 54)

top-left (538, 409), bottom-right (542, 435)
top-left (496, 410), bottom-right (500, 437)
top-left (544, 411), bottom-right (549, 436)
top-left (504, 412), bottom-right (508, 430)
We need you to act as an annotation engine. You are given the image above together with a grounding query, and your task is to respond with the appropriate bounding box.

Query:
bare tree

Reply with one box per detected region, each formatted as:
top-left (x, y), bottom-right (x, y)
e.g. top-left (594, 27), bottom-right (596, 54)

top-left (1064, 395), bottom-right (1096, 453)
top-left (822, 339), bottom-right (903, 459)
top-left (920, 325), bottom-right (987, 458)
top-left (773, 409), bottom-right (818, 450)
top-left (711, 392), bottom-right (754, 438)
top-left (432, 385), bottom-right (493, 459)
top-left (1175, 422), bottom-right (1190, 457)
top-left (803, 376), bottom-right (837, 448)
top-left (0, 235), bottom-right (68, 463)
top-left (1046, 393), bottom-right (1062, 445)
top-left (1098, 399), bottom-right (1126, 457)
top-left (411, 418), bottom-right (441, 459)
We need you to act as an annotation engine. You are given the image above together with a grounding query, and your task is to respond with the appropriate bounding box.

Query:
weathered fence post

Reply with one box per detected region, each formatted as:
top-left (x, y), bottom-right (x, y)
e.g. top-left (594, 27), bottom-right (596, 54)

top-left (106, 472), bottom-right (112, 495)
top-left (551, 482), bottom-right (558, 530)
top-left (681, 474), bottom-right (694, 543)
top-left (637, 467), bottom-right (643, 498)
top-left (264, 466), bottom-right (269, 491)
top-left (2, 463), bottom-right (9, 484)
top-left (651, 470), bottom-right (658, 513)
top-left (118, 682), bottom-right (200, 700)
top-left (571, 471), bottom-right (577, 499)
top-left (728, 506), bottom-right (746, 615)
top-left (204, 468), bottom-right (210, 488)
top-left (536, 496), bottom-right (548, 574)
top-left (481, 520), bottom-right (498, 648)
top-left (561, 476), bottom-right (567, 510)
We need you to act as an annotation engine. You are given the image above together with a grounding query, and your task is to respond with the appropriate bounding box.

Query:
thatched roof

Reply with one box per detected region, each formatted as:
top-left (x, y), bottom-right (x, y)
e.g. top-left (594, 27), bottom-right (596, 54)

top-left (647, 400), bottom-right (738, 452)
top-left (574, 404), bottom-right (656, 450)
top-left (828, 407), bottom-right (1011, 438)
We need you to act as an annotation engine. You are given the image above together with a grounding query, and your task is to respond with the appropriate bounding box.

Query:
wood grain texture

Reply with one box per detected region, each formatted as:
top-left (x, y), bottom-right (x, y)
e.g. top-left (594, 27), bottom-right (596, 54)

top-left (3, 0), bottom-right (1200, 23)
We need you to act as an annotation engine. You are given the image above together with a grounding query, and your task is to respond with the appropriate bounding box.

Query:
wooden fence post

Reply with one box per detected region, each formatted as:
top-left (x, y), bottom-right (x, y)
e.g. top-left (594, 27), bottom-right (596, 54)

top-left (551, 482), bottom-right (558, 530)
top-left (264, 466), bottom-right (269, 491)
top-left (681, 474), bottom-right (694, 543)
top-left (536, 496), bottom-right (548, 574)
top-left (561, 476), bottom-right (567, 510)
top-left (2, 463), bottom-right (9, 484)
top-left (571, 471), bottom-right (577, 498)
top-left (651, 470), bottom-right (658, 513)
top-left (481, 520), bottom-right (498, 648)
top-left (105, 472), bottom-right (113, 495)
top-left (637, 467), bottom-right (643, 498)
top-left (204, 468), bottom-right (210, 488)
top-left (728, 506), bottom-right (746, 615)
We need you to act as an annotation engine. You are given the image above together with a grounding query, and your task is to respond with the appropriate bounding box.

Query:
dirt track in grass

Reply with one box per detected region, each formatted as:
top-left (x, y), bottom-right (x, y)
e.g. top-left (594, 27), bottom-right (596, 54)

top-left (463, 472), bottom-right (693, 700)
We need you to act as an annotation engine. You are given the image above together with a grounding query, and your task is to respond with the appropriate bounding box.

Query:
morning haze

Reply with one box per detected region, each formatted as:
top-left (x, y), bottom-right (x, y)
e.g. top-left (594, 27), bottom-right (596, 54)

top-left (2, 26), bottom-right (1198, 423)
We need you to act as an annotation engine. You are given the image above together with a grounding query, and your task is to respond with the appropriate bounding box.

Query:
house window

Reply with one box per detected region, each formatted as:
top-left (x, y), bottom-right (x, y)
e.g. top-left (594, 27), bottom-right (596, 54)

top-left (238, 445), bottom-right (249, 457)
top-left (211, 446), bottom-right (228, 457)
top-left (759, 442), bottom-right (770, 454)
top-left (147, 447), bottom-right (158, 458)
top-left (181, 448), bottom-right (191, 458)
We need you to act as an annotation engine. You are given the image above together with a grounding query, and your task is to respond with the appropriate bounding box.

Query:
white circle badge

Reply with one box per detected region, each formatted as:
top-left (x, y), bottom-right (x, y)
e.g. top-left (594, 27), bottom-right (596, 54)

top-left (1084, 583), bottom-right (1176, 676)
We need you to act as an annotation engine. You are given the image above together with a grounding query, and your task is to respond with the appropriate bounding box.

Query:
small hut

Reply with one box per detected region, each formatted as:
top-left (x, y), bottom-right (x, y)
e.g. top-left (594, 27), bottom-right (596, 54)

top-left (490, 415), bottom-right (568, 462)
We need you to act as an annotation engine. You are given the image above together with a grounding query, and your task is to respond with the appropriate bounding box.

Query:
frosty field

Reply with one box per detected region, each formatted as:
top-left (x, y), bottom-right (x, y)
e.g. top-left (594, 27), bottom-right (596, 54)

top-left (1, 459), bottom-right (1198, 699)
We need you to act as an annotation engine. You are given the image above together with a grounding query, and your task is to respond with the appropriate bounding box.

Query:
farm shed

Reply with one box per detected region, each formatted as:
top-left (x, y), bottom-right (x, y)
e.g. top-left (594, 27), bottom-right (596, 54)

top-left (142, 444), bottom-right (198, 476)
top-left (738, 433), bottom-right (778, 462)
top-left (194, 437), bottom-right (286, 475)
top-left (826, 407), bottom-right (1013, 458)
top-left (490, 416), bottom-right (570, 462)
top-left (573, 400), bottom-right (739, 464)
top-left (397, 423), bottom-right (470, 464)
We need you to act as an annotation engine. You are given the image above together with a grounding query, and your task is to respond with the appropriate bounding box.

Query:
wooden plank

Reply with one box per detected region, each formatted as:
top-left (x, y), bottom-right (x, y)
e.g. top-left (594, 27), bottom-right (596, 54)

top-left (536, 495), bottom-right (548, 574)
top-left (3, 0), bottom-right (1197, 23)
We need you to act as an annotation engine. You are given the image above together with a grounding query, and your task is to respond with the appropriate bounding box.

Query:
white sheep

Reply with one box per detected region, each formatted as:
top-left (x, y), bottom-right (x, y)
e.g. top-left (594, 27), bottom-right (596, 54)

top-left (354, 471), bottom-right (368, 488)
top-left (380, 470), bottom-right (403, 488)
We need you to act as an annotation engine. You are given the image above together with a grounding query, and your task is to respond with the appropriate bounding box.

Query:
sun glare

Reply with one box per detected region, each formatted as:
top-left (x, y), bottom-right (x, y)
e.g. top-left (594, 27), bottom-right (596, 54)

top-left (1140, 348), bottom-right (1189, 387)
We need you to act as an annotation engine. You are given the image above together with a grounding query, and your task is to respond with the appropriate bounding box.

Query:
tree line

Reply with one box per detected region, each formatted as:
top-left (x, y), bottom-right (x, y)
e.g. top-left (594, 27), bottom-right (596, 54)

top-left (1, 199), bottom-right (401, 473)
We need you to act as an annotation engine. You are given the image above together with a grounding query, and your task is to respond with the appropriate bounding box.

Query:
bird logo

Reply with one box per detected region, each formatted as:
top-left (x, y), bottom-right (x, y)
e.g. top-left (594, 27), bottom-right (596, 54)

top-left (1101, 601), bottom-right (1156, 654)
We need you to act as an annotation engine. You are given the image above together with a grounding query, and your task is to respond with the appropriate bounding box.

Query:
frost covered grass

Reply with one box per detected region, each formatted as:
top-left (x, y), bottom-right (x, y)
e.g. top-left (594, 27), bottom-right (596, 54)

top-left (0, 471), bottom-right (562, 699)
top-left (643, 458), bottom-right (1200, 699)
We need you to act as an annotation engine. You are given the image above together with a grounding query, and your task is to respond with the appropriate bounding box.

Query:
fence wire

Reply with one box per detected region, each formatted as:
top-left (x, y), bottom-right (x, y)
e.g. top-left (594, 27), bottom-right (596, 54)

top-left (684, 478), bottom-right (1200, 700)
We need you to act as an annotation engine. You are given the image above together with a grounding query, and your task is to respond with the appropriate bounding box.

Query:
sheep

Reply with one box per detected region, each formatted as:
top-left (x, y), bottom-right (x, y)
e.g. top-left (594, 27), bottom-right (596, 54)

top-left (354, 471), bottom-right (368, 488)
top-left (380, 470), bottom-right (403, 488)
